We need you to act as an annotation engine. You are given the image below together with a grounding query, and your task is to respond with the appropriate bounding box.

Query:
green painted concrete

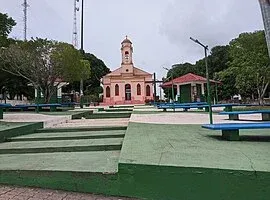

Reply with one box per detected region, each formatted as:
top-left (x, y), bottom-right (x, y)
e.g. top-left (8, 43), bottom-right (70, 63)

top-left (35, 126), bottom-right (127, 133)
top-left (87, 112), bottom-right (131, 119)
top-left (0, 122), bottom-right (43, 142)
top-left (104, 109), bottom-right (133, 112)
top-left (1, 121), bottom-right (269, 199)
top-left (9, 130), bottom-right (126, 142)
top-left (0, 138), bottom-right (123, 154)
top-left (117, 163), bottom-right (270, 200)
top-left (120, 123), bottom-right (270, 172)
top-left (116, 122), bottom-right (270, 199)
top-left (0, 151), bottom-right (120, 173)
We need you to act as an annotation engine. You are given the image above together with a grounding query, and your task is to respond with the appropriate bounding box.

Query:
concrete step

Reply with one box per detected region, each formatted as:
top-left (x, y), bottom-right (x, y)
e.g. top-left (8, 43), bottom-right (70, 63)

top-left (0, 150), bottom-right (120, 173)
top-left (87, 112), bottom-right (132, 119)
top-left (35, 126), bottom-right (127, 133)
top-left (0, 138), bottom-right (123, 154)
top-left (9, 130), bottom-right (126, 142)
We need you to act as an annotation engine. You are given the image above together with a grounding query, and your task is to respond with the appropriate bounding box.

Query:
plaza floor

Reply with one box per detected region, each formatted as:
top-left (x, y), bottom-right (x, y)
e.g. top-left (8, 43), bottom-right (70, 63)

top-left (0, 105), bottom-right (269, 199)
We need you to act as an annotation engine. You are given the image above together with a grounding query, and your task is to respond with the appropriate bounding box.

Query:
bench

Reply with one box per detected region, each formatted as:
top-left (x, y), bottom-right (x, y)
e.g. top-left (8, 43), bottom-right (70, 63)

top-left (35, 103), bottom-right (62, 112)
top-left (202, 123), bottom-right (270, 141)
top-left (219, 110), bottom-right (270, 121)
top-left (157, 102), bottom-right (207, 112)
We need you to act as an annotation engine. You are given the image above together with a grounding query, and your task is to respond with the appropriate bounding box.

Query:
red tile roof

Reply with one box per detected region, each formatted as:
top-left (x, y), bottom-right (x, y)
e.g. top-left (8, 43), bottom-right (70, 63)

top-left (161, 73), bottom-right (220, 88)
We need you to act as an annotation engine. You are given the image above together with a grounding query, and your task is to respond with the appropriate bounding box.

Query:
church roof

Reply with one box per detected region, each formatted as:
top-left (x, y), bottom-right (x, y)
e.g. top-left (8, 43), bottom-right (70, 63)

top-left (161, 73), bottom-right (220, 87)
top-left (121, 36), bottom-right (132, 44)
top-left (104, 66), bottom-right (152, 77)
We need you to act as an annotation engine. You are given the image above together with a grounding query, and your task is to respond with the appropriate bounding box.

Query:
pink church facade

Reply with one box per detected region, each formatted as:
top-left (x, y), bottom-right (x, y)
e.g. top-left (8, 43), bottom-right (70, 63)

top-left (102, 37), bottom-right (153, 105)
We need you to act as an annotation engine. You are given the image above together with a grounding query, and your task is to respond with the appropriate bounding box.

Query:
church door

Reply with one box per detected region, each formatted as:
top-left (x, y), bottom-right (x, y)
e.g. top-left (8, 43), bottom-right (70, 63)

top-left (125, 84), bottom-right (131, 101)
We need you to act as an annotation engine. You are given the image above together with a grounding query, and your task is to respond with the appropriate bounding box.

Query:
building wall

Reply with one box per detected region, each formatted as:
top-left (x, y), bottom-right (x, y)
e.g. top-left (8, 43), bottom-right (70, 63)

top-left (103, 75), bottom-right (153, 105)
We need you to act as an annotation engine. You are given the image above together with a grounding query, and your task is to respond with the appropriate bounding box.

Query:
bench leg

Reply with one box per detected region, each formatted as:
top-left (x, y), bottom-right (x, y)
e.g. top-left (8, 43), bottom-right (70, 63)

top-left (163, 108), bottom-right (167, 112)
top-left (50, 107), bottom-right (57, 112)
top-left (224, 106), bottom-right (233, 112)
top-left (205, 107), bottom-right (209, 112)
top-left (0, 108), bottom-right (3, 119)
top-left (229, 114), bottom-right (239, 120)
top-left (222, 130), bottom-right (240, 141)
top-left (35, 106), bottom-right (40, 113)
top-left (262, 113), bottom-right (270, 121)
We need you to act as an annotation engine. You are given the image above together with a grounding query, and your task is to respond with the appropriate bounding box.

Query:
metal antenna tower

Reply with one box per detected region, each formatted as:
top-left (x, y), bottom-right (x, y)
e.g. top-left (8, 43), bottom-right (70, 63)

top-left (22, 0), bottom-right (29, 41)
top-left (73, 0), bottom-right (80, 48)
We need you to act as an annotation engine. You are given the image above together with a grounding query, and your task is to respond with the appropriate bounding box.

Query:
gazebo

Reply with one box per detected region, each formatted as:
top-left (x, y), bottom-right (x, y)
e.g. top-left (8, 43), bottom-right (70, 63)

top-left (161, 73), bottom-right (220, 103)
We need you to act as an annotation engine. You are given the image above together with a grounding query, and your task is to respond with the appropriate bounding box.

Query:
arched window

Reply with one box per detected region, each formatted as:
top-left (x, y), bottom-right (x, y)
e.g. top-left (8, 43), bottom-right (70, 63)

top-left (146, 85), bottom-right (150, 96)
top-left (137, 84), bottom-right (141, 95)
top-left (115, 84), bottom-right (119, 96)
top-left (106, 86), bottom-right (110, 98)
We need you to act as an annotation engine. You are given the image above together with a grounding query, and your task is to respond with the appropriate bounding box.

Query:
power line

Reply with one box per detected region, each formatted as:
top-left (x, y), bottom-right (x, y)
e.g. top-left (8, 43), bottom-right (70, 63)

top-left (22, 0), bottom-right (29, 41)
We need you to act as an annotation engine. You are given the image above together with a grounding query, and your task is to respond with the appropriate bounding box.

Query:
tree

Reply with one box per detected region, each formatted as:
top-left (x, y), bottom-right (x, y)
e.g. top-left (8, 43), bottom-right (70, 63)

top-left (229, 31), bottom-right (270, 104)
top-left (66, 53), bottom-right (110, 100)
top-left (0, 13), bottom-right (16, 47)
top-left (0, 38), bottom-right (90, 103)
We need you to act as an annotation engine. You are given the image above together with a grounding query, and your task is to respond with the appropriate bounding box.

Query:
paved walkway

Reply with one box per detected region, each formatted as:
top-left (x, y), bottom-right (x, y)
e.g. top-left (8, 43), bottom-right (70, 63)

top-left (0, 185), bottom-right (138, 200)
top-left (54, 118), bottom-right (129, 128)
top-left (130, 112), bottom-right (262, 124)
top-left (1, 113), bottom-right (70, 128)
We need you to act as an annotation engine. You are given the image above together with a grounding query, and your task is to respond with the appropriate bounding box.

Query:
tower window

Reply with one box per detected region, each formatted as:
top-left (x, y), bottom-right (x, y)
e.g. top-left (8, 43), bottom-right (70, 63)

top-left (125, 51), bottom-right (129, 60)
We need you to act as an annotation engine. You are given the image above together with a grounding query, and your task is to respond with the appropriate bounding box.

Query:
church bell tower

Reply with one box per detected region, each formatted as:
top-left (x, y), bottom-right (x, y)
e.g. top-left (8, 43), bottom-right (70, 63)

top-left (121, 36), bottom-right (134, 74)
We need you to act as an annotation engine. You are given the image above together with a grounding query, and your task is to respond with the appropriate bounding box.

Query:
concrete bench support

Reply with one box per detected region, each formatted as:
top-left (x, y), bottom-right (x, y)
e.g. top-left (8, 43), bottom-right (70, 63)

top-left (262, 113), bottom-right (270, 121)
top-left (222, 129), bottom-right (240, 141)
top-left (229, 114), bottom-right (239, 120)
top-left (0, 108), bottom-right (3, 119)
top-left (224, 106), bottom-right (233, 112)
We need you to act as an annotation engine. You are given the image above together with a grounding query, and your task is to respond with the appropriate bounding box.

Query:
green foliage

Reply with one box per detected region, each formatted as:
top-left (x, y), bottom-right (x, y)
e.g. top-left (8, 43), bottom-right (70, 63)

top-left (67, 53), bottom-right (110, 98)
top-left (0, 13), bottom-right (16, 47)
top-left (164, 30), bottom-right (269, 103)
top-left (228, 31), bottom-right (270, 104)
top-left (0, 38), bottom-right (86, 103)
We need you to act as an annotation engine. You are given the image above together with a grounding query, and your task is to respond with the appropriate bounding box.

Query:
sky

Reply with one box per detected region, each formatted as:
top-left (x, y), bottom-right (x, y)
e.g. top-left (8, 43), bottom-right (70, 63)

top-left (0, 0), bottom-right (265, 80)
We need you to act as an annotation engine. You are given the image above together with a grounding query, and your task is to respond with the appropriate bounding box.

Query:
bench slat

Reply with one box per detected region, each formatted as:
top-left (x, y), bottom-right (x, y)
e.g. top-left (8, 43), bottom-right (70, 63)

top-left (202, 123), bottom-right (270, 130)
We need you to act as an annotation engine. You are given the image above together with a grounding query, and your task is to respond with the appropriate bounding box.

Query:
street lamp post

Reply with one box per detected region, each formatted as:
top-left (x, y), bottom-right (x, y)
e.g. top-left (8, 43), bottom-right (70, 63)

top-left (190, 37), bottom-right (213, 124)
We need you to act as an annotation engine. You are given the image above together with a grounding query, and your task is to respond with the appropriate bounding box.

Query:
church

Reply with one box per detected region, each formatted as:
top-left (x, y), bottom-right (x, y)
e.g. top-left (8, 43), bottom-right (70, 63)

top-left (102, 37), bottom-right (153, 105)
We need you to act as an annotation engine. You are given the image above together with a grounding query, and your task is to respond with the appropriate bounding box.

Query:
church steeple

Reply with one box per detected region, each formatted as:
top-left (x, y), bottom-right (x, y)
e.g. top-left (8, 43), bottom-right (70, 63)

top-left (121, 36), bottom-right (133, 65)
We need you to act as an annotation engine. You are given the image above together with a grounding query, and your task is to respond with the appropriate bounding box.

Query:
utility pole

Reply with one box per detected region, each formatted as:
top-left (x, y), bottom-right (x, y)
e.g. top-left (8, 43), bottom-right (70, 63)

top-left (190, 37), bottom-right (213, 124)
top-left (72, 0), bottom-right (80, 48)
top-left (79, 0), bottom-right (84, 108)
top-left (22, 0), bottom-right (29, 41)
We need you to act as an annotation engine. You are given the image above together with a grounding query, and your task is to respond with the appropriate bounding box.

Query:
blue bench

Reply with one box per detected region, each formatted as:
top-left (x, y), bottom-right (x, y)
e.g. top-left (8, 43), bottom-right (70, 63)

top-left (219, 110), bottom-right (270, 121)
top-left (158, 103), bottom-right (240, 112)
top-left (157, 102), bottom-right (207, 111)
top-left (11, 104), bottom-right (62, 112)
top-left (202, 123), bottom-right (270, 141)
